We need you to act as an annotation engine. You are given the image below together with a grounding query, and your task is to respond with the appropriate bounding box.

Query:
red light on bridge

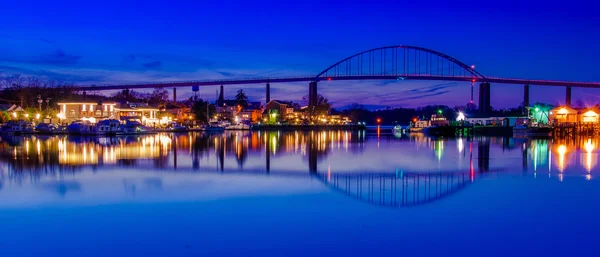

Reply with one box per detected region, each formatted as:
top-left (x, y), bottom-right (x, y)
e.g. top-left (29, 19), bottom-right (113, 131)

top-left (471, 65), bottom-right (476, 69)
top-left (328, 77), bottom-right (332, 81)
top-left (376, 118), bottom-right (381, 123)
top-left (471, 79), bottom-right (476, 83)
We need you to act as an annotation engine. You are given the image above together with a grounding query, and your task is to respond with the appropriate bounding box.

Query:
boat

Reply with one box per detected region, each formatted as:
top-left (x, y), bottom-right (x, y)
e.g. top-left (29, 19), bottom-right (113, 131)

top-left (226, 121), bottom-right (252, 130)
top-left (513, 125), bottom-right (553, 137)
top-left (392, 125), bottom-right (409, 133)
top-left (96, 119), bottom-right (122, 135)
top-left (422, 126), bottom-right (457, 137)
top-left (1, 120), bottom-right (35, 135)
top-left (201, 121), bottom-right (226, 132)
top-left (118, 120), bottom-right (156, 135)
top-left (171, 124), bottom-right (189, 132)
top-left (203, 125), bottom-right (226, 132)
top-left (66, 120), bottom-right (99, 135)
top-left (35, 123), bottom-right (59, 134)
top-left (409, 120), bottom-right (430, 133)
top-left (410, 114), bottom-right (450, 134)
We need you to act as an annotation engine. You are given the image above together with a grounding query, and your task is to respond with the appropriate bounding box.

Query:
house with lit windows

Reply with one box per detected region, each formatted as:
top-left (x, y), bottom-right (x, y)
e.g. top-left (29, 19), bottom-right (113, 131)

top-left (57, 102), bottom-right (160, 125)
top-left (549, 106), bottom-right (600, 124)
top-left (57, 102), bottom-right (118, 123)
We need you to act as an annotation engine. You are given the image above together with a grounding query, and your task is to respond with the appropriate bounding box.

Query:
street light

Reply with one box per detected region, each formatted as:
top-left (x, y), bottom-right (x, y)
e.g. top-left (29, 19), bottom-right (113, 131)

top-left (37, 95), bottom-right (43, 111)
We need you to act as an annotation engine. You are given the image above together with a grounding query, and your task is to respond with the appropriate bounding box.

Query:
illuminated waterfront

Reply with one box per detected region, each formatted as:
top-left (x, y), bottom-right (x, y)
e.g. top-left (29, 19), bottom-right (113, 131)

top-left (1, 131), bottom-right (600, 256)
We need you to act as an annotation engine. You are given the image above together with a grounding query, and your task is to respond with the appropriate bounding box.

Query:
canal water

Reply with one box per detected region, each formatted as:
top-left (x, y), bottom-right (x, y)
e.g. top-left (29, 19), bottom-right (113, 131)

top-left (0, 130), bottom-right (599, 256)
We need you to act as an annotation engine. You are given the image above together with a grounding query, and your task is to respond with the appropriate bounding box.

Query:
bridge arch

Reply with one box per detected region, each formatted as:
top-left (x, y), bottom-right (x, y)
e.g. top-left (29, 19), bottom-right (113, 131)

top-left (314, 45), bottom-right (486, 82)
top-left (315, 171), bottom-right (473, 208)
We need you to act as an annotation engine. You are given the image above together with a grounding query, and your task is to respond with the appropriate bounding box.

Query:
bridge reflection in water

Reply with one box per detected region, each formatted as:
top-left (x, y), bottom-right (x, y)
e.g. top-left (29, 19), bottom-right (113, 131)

top-left (1, 132), bottom-right (598, 208)
top-left (318, 171), bottom-right (471, 207)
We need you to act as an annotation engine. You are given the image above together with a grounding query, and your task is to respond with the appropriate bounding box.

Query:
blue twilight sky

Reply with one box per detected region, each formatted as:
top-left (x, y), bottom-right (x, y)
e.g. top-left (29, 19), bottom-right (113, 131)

top-left (1, 0), bottom-right (600, 109)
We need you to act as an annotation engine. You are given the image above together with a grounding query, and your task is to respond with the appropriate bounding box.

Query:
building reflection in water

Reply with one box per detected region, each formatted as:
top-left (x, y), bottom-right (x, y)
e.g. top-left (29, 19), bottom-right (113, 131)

top-left (0, 131), bottom-right (366, 175)
top-left (1, 133), bottom-right (599, 184)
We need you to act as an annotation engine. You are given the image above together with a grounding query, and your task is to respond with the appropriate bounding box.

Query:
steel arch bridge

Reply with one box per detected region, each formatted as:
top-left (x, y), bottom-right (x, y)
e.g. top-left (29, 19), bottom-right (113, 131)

top-left (314, 45), bottom-right (485, 82)
top-left (75, 45), bottom-right (600, 113)
top-left (76, 44), bottom-right (600, 91)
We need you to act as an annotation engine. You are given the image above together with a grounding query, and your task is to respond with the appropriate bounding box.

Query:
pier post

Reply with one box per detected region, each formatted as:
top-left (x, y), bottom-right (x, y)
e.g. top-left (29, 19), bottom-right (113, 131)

top-left (566, 86), bottom-right (572, 107)
top-left (308, 133), bottom-right (318, 173)
top-left (308, 81), bottom-right (318, 118)
top-left (522, 142), bottom-right (528, 172)
top-left (173, 88), bottom-right (177, 103)
top-left (523, 84), bottom-right (530, 108)
top-left (173, 136), bottom-right (177, 169)
top-left (266, 132), bottom-right (271, 173)
top-left (218, 85), bottom-right (224, 105)
top-left (478, 138), bottom-right (490, 173)
top-left (478, 82), bottom-right (491, 116)
top-left (266, 83), bottom-right (270, 103)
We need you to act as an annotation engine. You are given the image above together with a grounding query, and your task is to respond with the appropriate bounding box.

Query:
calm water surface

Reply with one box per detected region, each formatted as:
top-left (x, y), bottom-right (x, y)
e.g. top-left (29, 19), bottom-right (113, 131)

top-left (1, 129), bottom-right (599, 256)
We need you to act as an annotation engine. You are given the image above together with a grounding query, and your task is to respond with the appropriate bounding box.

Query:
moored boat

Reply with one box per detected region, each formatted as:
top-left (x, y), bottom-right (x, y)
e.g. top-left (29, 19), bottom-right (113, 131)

top-left (66, 120), bottom-right (98, 135)
top-left (35, 123), bottom-right (59, 134)
top-left (513, 125), bottom-right (553, 137)
top-left (392, 125), bottom-right (409, 133)
top-left (96, 119), bottom-right (121, 135)
top-left (117, 120), bottom-right (156, 135)
top-left (225, 121), bottom-right (252, 130)
top-left (1, 120), bottom-right (35, 135)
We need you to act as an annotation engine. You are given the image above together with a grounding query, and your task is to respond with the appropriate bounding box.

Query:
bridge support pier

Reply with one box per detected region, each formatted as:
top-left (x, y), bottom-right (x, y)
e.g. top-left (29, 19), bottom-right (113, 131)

top-left (218, 85), bottom-right (224, 105)
top-left (173, 88), bottom-right (177, 103)
top-left (308, 81), bottom-right (318, 118)
top-left (266, 83), bottom-right (270, 103)
top-left (478, 138), bottom-right (490, 173)
top-left (566, 86), bottom-right (572, 107)
top-left (478, 82), bottom-right (491, 116)
top-left (266, 132), bottom-right (271, 173)
top-left (523, 84), bottom-right (529, 108)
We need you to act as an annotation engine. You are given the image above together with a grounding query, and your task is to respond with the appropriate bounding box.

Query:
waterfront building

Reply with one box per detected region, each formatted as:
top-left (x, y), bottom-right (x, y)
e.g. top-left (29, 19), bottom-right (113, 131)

top-left (0, 104), bottom-right (25, 120)
top-left (549, 106), bottom-right (578, 124)
top-left (57, 102), bottom-right (160, 125)
top-left (547, 106), bottom-right (600, 125)
top-left (163, 103), bottom-right (195, 122)
top-left (263, 100), bottom-right (293, 123)
top-left (57, 102), bottom-right (118, 124)
top-left (114, 103), bottom-right (160, 126)
top-left (237, 102), bottom-right (263, 123)
top-left (580, 108), bottom-right (600, 124)
top-left (216, 100), bottom-right (238, 121)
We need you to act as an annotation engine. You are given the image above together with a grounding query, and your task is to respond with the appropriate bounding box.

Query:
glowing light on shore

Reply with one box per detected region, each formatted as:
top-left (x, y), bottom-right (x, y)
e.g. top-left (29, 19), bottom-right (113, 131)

top-left (557, 145), bottom-right (567, 172)
top-left (456, 112), bottom-right (465, 121)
